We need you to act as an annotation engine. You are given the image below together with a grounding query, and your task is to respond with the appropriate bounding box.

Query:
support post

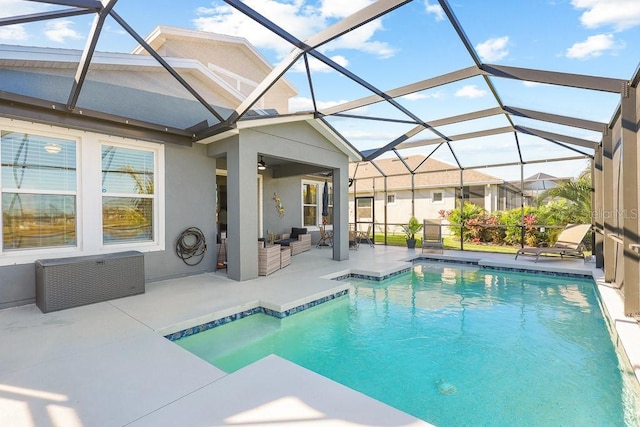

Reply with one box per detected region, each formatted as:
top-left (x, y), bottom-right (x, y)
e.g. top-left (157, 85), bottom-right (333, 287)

top-left (384, 176), bottom-right (388, 245)
top-left (520, 163), bottom-right (525, 248)
top-left (593, 147), bottom-right (604, 268)
top-left (621, 84), bottom-right (639, 316)
top-left (602, 129), bottom-right (616, 282)
top-left (460, 169), bottom-right (464, 251)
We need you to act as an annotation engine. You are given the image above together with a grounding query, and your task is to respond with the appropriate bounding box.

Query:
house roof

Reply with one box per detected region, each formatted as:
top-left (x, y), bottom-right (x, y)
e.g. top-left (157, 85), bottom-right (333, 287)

top-left (525, 172), bottom-right (558, 181)
top-left (134, 26), bottom-right (297, 96)
top-left (349, 155), bottom-right (505, 191)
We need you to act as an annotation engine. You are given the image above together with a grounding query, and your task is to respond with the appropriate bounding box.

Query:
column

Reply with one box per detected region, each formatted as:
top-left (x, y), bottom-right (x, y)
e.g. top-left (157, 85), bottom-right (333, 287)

top-left (621, 84), bottom-right (639, 316)
top-left (602, 130), bottom-right (615, 282)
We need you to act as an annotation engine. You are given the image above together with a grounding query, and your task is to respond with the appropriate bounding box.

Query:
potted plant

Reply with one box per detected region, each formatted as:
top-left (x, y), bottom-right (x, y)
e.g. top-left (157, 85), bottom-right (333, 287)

top-left (401, 216), bottom-right (423, 249)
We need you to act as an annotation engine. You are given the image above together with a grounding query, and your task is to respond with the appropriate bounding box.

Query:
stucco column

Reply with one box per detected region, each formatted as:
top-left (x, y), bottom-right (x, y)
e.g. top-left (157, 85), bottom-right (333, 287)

top-left (593, 146), bottom-right (604, 268)
top-left (333, 166), bottom-right (348, 260)
top-left (602, 129), bottom-right (615, 282)
top-left (226, 142), bottom-right (259, 280)
top-left (621, 84), bottom-right (639, 316)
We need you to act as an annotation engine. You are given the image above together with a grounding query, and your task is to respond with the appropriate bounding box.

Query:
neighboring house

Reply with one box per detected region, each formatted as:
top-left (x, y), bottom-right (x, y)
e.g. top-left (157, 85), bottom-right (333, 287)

top-left (348, 155), bottom-right (521, 228)
top-left (518, 172), bottom-right (571, 205)
top-left (0, 26), bottom-right (357, 309)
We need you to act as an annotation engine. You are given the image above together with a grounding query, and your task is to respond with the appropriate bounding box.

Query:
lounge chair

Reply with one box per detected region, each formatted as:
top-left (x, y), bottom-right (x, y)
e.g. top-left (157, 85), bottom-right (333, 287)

top-left (515, 224), bottom-right (591, 262)
top-left (422, 219), bottom-right (444, 253)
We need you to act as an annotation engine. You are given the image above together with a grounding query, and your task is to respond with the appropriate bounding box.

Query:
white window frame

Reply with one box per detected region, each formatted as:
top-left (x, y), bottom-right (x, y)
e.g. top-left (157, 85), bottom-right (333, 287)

top-left (0, 119), bottom-right (165, 266)
top-left (301, 180), bottom-right (333, 230)
top-left (0, 130), bottom-right (79, 255)
top-left (99, 141), bottom-right (162, 248)
top-left (387, 193), bottom-right (396, 205)
top-left (302, 180), bottom-right (319, 229)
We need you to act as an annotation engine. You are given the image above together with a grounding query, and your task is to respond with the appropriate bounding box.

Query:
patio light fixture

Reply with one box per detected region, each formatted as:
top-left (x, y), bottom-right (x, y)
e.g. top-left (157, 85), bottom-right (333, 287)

top-left (258, 156), bottom-right (267, 171)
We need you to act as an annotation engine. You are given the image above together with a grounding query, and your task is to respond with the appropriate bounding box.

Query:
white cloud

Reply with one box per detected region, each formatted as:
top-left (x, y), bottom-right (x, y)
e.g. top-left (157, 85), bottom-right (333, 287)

top-left (424, 1), bottom-right (445, 21)
top-left (475, 36), bottom-right (509, 62)
top-left (194, 2), bottom-right (321, 57)
top-left (0, 25), bottom-right (27, 41)
top-left (194, 0), bottom-right (395, 59)
top-left (0, 0), bottom-right (51, 41)
top-left (320, 0), bottom-right (375, 19)
top-left (44, 20), bottom-right (83, 43)
top-left (0, 0), bottom-right (46, 18)
top-left (291, 55), bottom-right (349, 73)
top-left (401, 91), bottom-right (444, 101)
top-left (565, 33), bottom-right (623, 59)
top-left (572, 0), bottom-right (640, 31)
top-left (455, 85), bottom-right (487, 99)
top-left (289, 96), bottom-right (352, 112)
top-left (522, 81), bottom-right (542, 88)
top-left (325, 19), bottom-right (396, 59)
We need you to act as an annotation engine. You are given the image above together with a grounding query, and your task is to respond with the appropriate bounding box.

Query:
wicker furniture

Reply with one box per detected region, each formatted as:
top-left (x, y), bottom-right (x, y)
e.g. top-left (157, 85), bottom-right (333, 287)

top-left (258, 241), bottom-right (282, 276)
top-left (35, 251), bottom-right (144, 313)
top-left (275, 227), bottom-right (311, 255)
top-left (280, 246), bottom-right (291, 268)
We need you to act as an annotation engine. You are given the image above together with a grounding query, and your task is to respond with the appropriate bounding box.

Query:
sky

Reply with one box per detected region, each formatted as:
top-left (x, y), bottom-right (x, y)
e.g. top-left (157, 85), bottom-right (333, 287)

top-left (1, 0), bottom-right (639, 181)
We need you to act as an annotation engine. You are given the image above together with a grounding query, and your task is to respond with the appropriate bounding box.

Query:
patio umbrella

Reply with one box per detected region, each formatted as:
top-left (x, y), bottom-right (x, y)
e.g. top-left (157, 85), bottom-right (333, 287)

top-left (322, 180), bottom-right (329, 218)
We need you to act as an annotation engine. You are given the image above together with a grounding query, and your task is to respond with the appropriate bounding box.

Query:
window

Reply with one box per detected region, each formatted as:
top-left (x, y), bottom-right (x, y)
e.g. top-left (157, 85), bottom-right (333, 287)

top-left (1, 131), bottom-right (77, 250)
top-left (0, 121), bottom-right (164, 263)
top-left (326, 184), bottom-right (333, 225)
top-left (432, 191), bottom-right (443, 203)
top-left (302, 182), bottom-right (317, 227)
top-left (302, 181), bottom-right (333, 227)
top-left (101, 145), bottom-right (155, 244)
top-left (387, 194), bottom-right (396, 204)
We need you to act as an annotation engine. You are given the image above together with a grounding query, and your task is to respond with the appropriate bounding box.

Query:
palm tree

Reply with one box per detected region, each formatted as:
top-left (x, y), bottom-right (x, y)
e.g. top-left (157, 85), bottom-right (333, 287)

top-left (539, 169), bottom-right (592, 223)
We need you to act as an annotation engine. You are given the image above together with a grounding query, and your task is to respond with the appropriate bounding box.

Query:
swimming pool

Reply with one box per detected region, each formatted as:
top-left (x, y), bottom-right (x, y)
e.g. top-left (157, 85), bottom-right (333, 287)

top-left (176, 262), bottom-right (640, 426)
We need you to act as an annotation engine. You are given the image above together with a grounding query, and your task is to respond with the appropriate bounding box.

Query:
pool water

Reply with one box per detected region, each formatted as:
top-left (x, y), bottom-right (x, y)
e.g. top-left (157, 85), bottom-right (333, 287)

top-left (176, 263), bottom-right (640, 426)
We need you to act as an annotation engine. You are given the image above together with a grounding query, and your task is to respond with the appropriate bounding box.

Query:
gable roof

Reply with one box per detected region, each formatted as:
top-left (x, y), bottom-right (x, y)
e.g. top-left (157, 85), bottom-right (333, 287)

top-left (134, 25), bottom-right (297, 96)
top-left (349, 155), bottom-right (505, 191)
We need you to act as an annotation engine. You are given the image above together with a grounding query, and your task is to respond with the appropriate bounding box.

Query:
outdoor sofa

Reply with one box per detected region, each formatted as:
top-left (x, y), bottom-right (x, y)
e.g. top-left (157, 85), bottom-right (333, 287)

top-left (275, 227), bottom-right (311, 255)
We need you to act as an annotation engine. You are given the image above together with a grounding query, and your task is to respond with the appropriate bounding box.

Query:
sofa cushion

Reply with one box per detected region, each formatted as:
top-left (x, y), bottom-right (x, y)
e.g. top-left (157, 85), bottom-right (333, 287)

top-left (290, 227), bottom-right (307, 239)
top-left (274, 238), bottom-right (296, 246)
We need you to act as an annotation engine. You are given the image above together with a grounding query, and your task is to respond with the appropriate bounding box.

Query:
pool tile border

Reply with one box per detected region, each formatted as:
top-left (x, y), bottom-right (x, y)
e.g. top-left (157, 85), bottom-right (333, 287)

top-left (332, 267), bottom-right (412, 283)
top-left (415, 256), bottom-right (593, 279)
top-left (165, 289), bottom-right (349, 341)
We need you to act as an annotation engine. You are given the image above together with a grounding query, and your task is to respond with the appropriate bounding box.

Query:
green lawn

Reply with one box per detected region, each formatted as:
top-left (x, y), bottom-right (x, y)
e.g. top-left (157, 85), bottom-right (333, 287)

top-left (375, 234), bottom-right (520, 254)
top-left (372, 234), bottom-right (591, 256)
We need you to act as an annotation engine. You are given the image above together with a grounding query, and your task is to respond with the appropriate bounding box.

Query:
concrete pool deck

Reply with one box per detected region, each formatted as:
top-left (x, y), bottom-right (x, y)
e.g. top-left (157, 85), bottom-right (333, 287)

top-left (1, 245), bottom-right (638, 426)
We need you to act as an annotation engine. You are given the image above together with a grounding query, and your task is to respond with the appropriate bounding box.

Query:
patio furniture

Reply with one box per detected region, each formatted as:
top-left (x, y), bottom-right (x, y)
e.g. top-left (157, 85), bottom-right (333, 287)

top-left (258, 241), bottom-right (282, 276)
top-left (515, 224), bottom-right (591, 262)
top-left (422, 219), bottom-right (444, 253)
top-left (280, 246), bottom-right (291, 268)
top-left (316, 225), bottom-right (333, 248)
top-left (349, 230), bottom-right (359, 250)
top-left (357, 224), bottom-right (374, 247)
top-left (275, 227), bottom-right (311, 255)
